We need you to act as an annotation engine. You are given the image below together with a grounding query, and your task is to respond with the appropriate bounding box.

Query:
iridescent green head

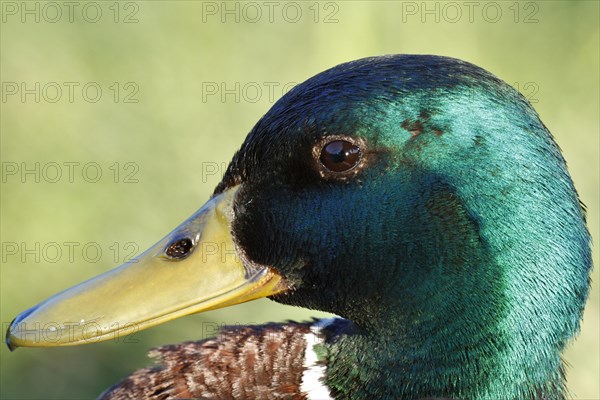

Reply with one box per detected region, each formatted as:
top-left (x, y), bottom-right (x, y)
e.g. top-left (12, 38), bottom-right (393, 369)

top-left (217, 55), bottom-right (592, 399)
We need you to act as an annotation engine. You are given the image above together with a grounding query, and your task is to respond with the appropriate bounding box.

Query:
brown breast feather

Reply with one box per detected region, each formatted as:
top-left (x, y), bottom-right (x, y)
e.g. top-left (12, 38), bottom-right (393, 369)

top-left (99, 322), bottom-right (313, 400)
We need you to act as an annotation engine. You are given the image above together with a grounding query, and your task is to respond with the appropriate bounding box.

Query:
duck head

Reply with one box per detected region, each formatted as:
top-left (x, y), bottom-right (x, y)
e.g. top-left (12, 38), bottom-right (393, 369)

top-left (7, 55), bottom-right (591, 399)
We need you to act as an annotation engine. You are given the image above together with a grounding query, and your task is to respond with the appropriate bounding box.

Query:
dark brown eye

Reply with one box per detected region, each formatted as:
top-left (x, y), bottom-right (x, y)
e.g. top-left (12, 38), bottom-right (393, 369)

top-left (165, 237), bottom-right (194, 259)
top-left (319, 140), bottom-right (361, 172)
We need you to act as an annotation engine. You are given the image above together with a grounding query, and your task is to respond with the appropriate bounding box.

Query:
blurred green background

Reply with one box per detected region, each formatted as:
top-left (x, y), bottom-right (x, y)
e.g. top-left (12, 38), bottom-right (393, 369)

top-left (1, 1), bottom-right (598, 399)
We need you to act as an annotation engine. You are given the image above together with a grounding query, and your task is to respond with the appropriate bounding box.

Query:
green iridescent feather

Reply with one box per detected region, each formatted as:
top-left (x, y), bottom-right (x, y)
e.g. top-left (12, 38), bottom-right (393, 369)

top-left (219, 55), bottom-right (591, 399)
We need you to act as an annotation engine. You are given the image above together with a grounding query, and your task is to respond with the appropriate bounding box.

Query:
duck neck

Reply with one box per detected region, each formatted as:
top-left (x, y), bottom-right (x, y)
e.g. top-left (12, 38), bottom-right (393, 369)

top-left (323, 314), bottom-right (567, 400)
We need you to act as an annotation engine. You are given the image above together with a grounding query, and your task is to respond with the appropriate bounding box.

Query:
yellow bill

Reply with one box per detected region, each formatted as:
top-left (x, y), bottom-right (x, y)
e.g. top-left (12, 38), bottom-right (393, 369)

top-left (6, 185), bottom-right (287, 349)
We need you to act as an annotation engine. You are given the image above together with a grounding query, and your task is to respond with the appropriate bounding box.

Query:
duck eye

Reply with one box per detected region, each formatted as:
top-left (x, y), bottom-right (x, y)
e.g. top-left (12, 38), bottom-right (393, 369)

top-left (165, 237), bottom-right (194, 259)
top-left (319, 140), bottom-right (361, 172)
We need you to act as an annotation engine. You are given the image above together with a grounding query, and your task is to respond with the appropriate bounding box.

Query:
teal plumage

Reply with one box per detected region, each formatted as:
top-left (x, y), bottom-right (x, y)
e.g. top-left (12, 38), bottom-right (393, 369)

top-left (7, 55), bottom-right (591, 400)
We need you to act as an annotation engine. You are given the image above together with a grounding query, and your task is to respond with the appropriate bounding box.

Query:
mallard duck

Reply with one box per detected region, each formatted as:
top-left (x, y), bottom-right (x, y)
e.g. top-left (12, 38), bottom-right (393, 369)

top-left (6, 55), bottom-right (591, 400)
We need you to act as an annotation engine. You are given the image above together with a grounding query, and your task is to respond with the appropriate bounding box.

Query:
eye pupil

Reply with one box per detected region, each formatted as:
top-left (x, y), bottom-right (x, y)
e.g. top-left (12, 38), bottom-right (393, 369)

top-left (326, 142), bottom-right (347, 163)
top-left (165, 238), bottom-right (194, 259)
top-left (320, 140), bottom-right (361, 172)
